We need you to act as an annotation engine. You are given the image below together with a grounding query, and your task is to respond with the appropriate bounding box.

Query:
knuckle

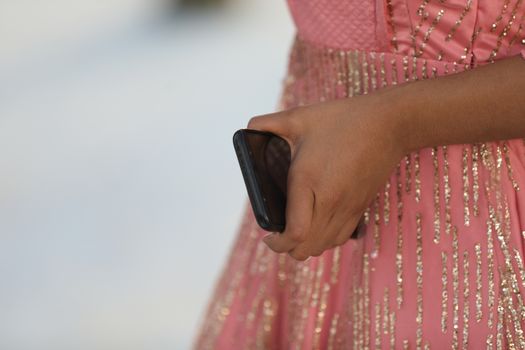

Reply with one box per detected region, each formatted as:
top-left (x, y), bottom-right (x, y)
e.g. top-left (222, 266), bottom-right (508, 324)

top-left (334, 236), bottom-right (348, 247)
top-left (289, 249), bottom-right (310, 261)
top-left (287, 228), bottom-right (306, 242)
top-left (247, 116), bottom-right (262, 129)
top-left (311, 248), bottom-right (325, 257)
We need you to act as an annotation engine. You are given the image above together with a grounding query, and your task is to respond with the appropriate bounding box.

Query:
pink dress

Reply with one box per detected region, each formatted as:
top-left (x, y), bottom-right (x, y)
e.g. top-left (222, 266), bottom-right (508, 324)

top-left (194, 1), bottom-right (525, 349)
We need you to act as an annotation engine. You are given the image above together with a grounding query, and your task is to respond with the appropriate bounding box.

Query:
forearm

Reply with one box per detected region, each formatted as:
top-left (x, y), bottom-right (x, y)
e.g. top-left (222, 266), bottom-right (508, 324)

top-left (381, 55), bottom-right (525, 153)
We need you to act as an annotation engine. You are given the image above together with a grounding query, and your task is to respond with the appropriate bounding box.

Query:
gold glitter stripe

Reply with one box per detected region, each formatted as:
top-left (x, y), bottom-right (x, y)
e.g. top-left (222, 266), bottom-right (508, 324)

top-left (415, 213), bottom-right (424, 350)
top-left (373, 193), bottom-right (381, 259)
top-left (331, 246), bottom-right (341, 284)
top-left (327, 313), bottom-right (340, 350)
top-left (411, 0), bottom-right (432, 54)
top-left (415, 151), bottom-right (422, 202)
top-left (490, 203), bottom-right (525, 348)
top-left (390, 312), bottom-right (396, 349)
top-left (463, 146), bottom-right (471, 227)
top-left (490, 0), bottom-right (512, 32)
top-left (503, 142), bottom-right (520, 191)
top-left (508, 13), bottom-right (525, 48)
top-left (353, 51), bottom-right (361, 96)
top-left (487, 219), bottom-right (496, 329)
top-left (380, 53), bottom-right (388, 88)
top-left (472, 144), bottom-right (480, 217)
top-left (422, 60), bottom-right (428, 80)
top-left (370, 52), bottom-right (378, 91)
top-left (396, 164), bottom-right (404, 309)
top-left (362, 51), bottom-right (370, 95)
top-left (452, 226), bottom-right (460, 350)
top-left (313, 283), bottom-right (330, 350)
top-left (347, 51), bottom-right (355, 97)
top-left (383, 288), bottom-right (390, 335)
top-left (462, 250), bottom-right (470, 349)
top-left (443, 146), bottom-right (452, 235)
top-left (375, 302), bottom-right (382, 350)
top-left (311, 260), bottom-right (324, 308)
top-left (475, 243), bottom-right (483, 322)
top-left (385, 0), bottom-right (399, 52)
top-left (432, 147), bottom-right (441, 244)
top-left (446, 0), bottom-right (473, 41)
top-left (487, 334), bottom-right (494, 350)
top-left (514, 248), bottom-right (525, 288)
top-left (406, 154), bottom-right (413, 194)
top-left (489, 0), bottom-right (524, 62)
top-left (417, 9), bottom-right (446, 57)
top-left (391, 58), bottom-right (399, 86)
top-left (441, 251), bottom-right (449, 333)
top-left (384, 179), bottom-right (392, 225)
top-left (364, 253), bottom-right (371, 349)
top-left (403, 56), bottom-right (410, 82)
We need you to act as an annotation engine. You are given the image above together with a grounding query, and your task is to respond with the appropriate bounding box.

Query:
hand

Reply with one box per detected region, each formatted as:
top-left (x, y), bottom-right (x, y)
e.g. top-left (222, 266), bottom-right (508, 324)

top-left (247, 94), bottom-right (405, 261)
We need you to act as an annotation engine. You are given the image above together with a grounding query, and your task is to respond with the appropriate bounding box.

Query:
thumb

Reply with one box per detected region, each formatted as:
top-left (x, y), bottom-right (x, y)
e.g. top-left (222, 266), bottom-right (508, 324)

top-left (247, 110), bottom-right (297, 147)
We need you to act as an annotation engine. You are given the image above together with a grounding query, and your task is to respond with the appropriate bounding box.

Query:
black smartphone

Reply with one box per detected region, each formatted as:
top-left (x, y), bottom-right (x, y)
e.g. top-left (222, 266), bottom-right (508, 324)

top-left (233, 129), bottom-right (290, 232)
top-left (233, 128), bottom-right (363, 238)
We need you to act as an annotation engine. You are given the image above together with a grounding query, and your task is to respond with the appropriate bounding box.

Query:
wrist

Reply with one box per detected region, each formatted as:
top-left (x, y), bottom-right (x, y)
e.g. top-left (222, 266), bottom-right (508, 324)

top-left (373, 84), bottom-right (425, 155)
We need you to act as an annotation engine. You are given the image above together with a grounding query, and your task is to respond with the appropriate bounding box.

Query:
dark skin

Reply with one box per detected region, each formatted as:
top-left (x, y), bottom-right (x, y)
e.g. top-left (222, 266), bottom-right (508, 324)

top-left (247, 55), bottom-right (525, 261)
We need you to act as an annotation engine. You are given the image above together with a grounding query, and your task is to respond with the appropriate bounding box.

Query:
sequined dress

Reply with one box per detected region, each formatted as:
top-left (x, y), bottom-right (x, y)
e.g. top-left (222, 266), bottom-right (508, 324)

top-left (194, 1), bottom-right (525, 349)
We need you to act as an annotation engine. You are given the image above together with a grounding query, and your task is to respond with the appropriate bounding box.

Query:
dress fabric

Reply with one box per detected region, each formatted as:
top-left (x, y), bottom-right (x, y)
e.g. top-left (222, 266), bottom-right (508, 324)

top-left (194, 1), bottom-right (525, 349)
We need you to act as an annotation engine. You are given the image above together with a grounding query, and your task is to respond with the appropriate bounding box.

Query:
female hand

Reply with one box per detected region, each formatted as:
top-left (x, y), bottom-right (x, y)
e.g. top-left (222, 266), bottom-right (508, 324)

top-left (247, 93), bottom-right (406, 261)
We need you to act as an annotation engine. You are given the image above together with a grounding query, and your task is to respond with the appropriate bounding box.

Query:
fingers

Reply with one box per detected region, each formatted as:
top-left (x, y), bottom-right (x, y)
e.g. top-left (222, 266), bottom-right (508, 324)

top-left (263, 168), bottom-right (314, 255)
top-left (288, 201), bottom-right (336, 261)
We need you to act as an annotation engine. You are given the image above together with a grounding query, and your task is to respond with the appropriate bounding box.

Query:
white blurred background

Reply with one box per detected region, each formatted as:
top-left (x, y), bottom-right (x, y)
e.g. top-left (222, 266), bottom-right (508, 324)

top-left (0, 1), bottom-right (293, 349)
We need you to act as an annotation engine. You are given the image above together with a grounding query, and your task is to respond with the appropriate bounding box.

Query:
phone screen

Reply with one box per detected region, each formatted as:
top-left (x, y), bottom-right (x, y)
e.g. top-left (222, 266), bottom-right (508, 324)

top-left (234, 129), bottom-right (291, 231)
